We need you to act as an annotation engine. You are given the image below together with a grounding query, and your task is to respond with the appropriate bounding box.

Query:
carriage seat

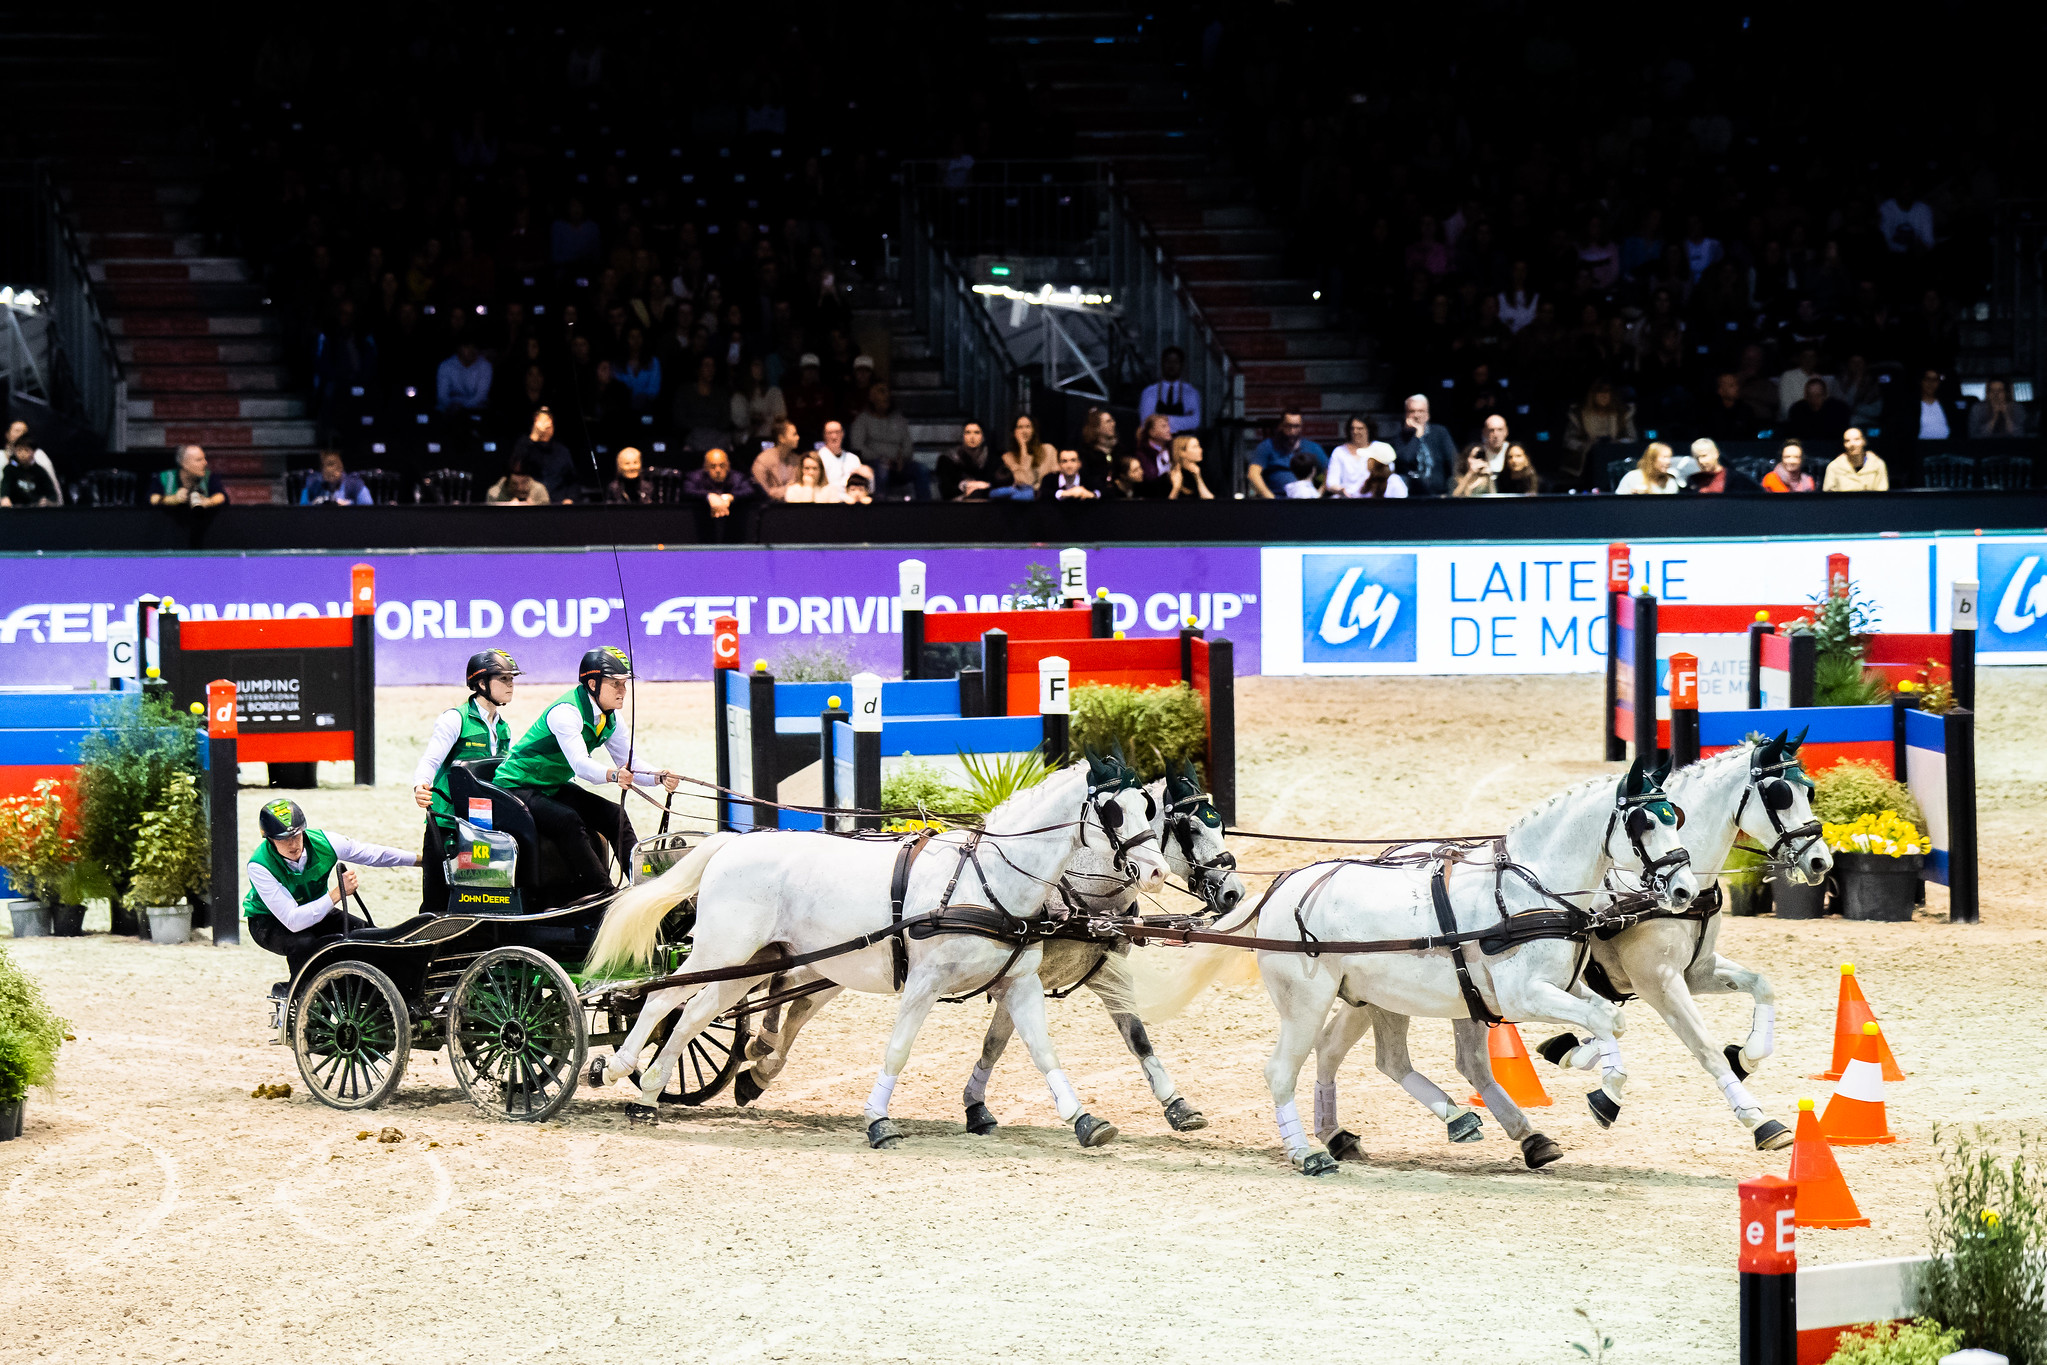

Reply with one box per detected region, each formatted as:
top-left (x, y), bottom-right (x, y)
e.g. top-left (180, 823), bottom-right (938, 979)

top-left (444, 758), bottom-right (613, 902)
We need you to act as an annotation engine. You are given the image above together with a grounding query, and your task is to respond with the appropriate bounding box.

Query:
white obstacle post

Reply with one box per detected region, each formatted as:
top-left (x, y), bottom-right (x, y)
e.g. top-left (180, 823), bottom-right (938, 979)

top-left (851, 672), bottom-right (883, 830)
top-left (899, 558), bottom-right (927, 680)
top-left (1038, 655), bottom-right (1070, 767)
top-left (1058, 547), bottom-right (1088, 607)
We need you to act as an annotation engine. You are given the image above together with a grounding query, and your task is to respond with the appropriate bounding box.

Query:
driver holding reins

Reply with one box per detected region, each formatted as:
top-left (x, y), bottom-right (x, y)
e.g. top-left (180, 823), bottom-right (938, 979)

top-left (244, 797), bottom-right (421, 984)
top-left (494, 646), bottom-right (682, 899)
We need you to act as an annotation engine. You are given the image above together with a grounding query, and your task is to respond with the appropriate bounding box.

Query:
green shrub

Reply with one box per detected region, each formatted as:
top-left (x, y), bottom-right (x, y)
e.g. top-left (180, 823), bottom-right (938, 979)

top-left (129, 770), bottom-right (209, 908)
top-left (0, 778), bottom-right (76, 904)
top-left (1918, 1126), bottom-right (2047, 1365)
top-left (1815, 649), bottom-right (1893, 707)
top-left (880, 757), bottom-right (967, 816)
top-left (766, 644), bottom-right (855, 682)
top-left (0, 943), bottom-right (67, 1099)
top-left (1007, 562), bottom-right (1064, 610)
top-left (1068, 682), bottom-right (1207, 782)
top-left (1812, 759), bottom-right (1924, 831)
top-left (1822, 1319), bottom-right (1962, 1365)
top-left (74, 693), bottom-right (202, 908)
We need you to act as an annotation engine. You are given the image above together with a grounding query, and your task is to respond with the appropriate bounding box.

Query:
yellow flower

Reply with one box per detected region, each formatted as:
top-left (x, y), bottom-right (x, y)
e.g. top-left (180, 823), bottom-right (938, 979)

top-left (1982, 1208), bottom-right (2003, 1233)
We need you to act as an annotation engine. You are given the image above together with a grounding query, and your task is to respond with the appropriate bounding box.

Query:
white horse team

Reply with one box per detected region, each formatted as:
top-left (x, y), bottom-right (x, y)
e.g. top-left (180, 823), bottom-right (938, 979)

top-left (583, 735), bottom-right (1829, 1174)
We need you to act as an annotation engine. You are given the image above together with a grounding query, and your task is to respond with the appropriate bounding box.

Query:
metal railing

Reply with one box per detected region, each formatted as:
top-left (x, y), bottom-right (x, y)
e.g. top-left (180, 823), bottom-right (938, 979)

top-left (39, 163), bottom-right (127, 451)
top-left (902, 209), bottom-right (1028, 433)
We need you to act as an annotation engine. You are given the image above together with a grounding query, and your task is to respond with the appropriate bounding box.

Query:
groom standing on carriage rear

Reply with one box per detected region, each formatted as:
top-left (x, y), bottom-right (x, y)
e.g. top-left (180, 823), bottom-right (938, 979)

top-left (412, 648), bottom-right (522, 912)
top-left (494, 646), bottom-right (684, 900)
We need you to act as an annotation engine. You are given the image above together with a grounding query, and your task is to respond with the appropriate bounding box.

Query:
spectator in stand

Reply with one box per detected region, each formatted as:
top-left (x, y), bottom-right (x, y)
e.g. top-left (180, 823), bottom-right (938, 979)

top-left (550, 198), bottom-right (603, 275)
top-left (1496, 443), bottom-right (1542, 494)
top-left (1561, 380), bottom-right (1637, 490)
top-left (1391, 395), bottom-right (1456, 495)
top-left (1451, 447), bottom-right (1495, 497)
top-left (937, 421), bottom-right (999, 500)
top-left (784, 451), bottom-right (862, 504)
top-left (682, 447), bottom-right (758, 530)
top-left (784, 353), bottom-right (832, 445)
top-left (151, 444), bottom-right (228, 509)
top-left (1784, 378), bottom-right (1852, 452)
top-left (3, 422), bottom-right (61, 505)
top-left (1832, 354), bottom-right (1884, 426)
top-left (606, 447), bottom-right (655, 504)
top-left (673, 354), bottom-right (737, 460)
top-left (300, 450), bottom-right (374, 505)
top-left (1103, 453), bottom-right (1150, 499)
top-left (1914, 369), bottom-right (1967, 441)
top-left (1685, 439), bottom-right (1757, 494)
top-left (436, 339), bottom-right (493, 416)
top-left (1166, 434), bottom-right (1215, 500)
top-left (511, 408), bottom-right (577, 503)
top-left (845, 354), bottom-right (876, 414)
top-left (1475, 413), bottom-right (1511, 473)
top-left (1682, 215), bottom-right (1723, 282)
top-left (1615, 442), bottom-right (1679, 495)
top-left (1283, 448), bottom-right (1324, 498)
top-left (752, 419), bottom-right (805, 502)
top-left (617, 327), bottom-right (662, 417)
top-left (1762, 441), bottom-right (1817, 493)
top-left (0, 433), bottom-right (59, 507)
top-left (1133, 413), bottom-right (1174, 483)
top-left (999, 415), bottom-right (1057, 498)
top-left (1498, 260), bottom-right (1539, 333)
top-left (312, 298), bottom-right (377, 438)
top-left (735, 356), bottom-right (787, 447)
top-left (1137, 347), bottom-right (1203, 434)
top-left (1878, 182), bottom-right (1936, 255)
top-left (849, 381), bottom-right (923, 500)
top-left (1357, 450), bottom-right (1407, 498)
top-left (1776, 346), bottom-right (1827, 419)
top-left (1970, 378), bottom-right (2031, 438)
top-left (486, 456), bottom-right (549, 505)
top-left (815, 420), bottom-right (871, 494)
top-left (1699, 373), bottom-right (1759, 443)
top-left (1038, 448), bottom-right (1102, 500)
top-left (1247, 410), bottom-right (1328, 498)
top-left (1076, 408), bottom-right (1119, 486)
top-left (1326, 415), bottom-right (1396, 497)
top-left (1824, 428), bottom-right (1889, 491)
top-left (1732, 345), bottom-right (1780, 426)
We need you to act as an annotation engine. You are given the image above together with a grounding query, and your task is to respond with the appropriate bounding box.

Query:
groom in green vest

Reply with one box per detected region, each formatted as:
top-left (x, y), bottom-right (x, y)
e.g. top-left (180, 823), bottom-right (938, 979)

top-left (495, 646), bottom-right (681, 899)
top-left (244, 797), bottom-right (420, 980)
top-left (412, 648), bottom-right (521, 912)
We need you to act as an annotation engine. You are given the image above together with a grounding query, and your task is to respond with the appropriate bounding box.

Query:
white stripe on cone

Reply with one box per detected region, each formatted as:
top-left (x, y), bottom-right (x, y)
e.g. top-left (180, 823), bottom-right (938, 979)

top-left (1835, 1055), bottom-right (1886, 1105)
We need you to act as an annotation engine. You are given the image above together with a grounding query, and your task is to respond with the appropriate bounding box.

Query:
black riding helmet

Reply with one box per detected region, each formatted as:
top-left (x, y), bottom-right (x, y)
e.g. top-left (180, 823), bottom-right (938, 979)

top-left (466, 648), bottom-right (522, 695)
top-left (258, 797), bottom-right (307, 841)
top-left (579, 645), bottom-right (633, 693)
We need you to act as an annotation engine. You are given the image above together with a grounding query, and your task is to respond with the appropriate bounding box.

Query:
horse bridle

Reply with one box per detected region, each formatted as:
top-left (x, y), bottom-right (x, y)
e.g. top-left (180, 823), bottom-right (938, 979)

top-left (1081, 779), bottom-right (1160, 876)
top-left (1166, 787), bottom-right (1238, 908)
top-left (1734, 754), bottom-right (1824, 870)
top-left (1604, 783), bottom-right (1692, 894)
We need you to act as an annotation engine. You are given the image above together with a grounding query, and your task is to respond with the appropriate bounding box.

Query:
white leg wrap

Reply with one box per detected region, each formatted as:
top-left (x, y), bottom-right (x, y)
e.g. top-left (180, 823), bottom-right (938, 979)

top-left (1567, 1040), bottom-right (1602, 1071)
top-left (1400, 1071), bottom-right (1453, 1119)
top-left (1045, 1069), bottom-right (1082, 1122)
top-left (1275, 1099), bottom-right (1314, 1159)
top-left (863, 1072), bottom-right (898, 1120)
top-left (1744, 1004), bottom-right (1776, 1060)
top-left (1597, 1036), bottom-right (1625, 1077)
top-left (638, 1057), bottom-right (671, 1104)
top-left (962, 1063), bottom-right (993, 1107)
top-left (1141, 1054), bottom-right (1177, 1104)
top-left (1718, 1074), bottom-right (1761, 1115)
top-left (1314, 1081), bottom-right (1338, 1137)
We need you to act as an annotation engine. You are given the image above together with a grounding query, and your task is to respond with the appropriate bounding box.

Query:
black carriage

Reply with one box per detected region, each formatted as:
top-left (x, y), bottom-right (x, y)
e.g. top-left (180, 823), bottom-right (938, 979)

top-left (274, 758), bottom-right (752, 1120)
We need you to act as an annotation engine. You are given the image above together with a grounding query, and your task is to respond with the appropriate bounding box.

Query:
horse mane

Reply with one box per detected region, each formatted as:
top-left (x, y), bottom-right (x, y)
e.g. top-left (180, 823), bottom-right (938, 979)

top-left (1504, 772), bottom-right (1619, 833)
top-left (979, 762), bottom-right (1088, 836)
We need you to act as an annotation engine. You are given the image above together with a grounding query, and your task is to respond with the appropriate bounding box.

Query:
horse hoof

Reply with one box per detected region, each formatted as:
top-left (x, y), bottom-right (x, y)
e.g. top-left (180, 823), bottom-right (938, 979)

top-left (1586, 1090), bottom-right (1621, 1129)
top-left (1520, 1133), bottom-right (1564, 1169)
top-left (1073, 1113), bottom-right (1119, 1148)
top-left (734, 1070), bottom-right (765, 1108)
top-left (867, 1117), bottom-right (904, 1150)
top-left (1724, 1042), bottom-right (1753, 1082)
top-left (1446, 1111), bottom-right (1485, 1143)
top-left (586, 1056), bottom-right (610, 1089)
top-left (1753, 1119), bottom-right (1792, 1152)
top-left (1327, 1129), bottom-right (1367, 1163)
top-left (964, 1101), bottom-right (999, 1135)
top-left (1164, 1098), bottom-right (1207, 1132)
top-left (1536, 1032), bottom-right (1582, 1068)
top-left (624, 1102), bottom-right (658, 1127)
top-left (1300, 1150), bottom-right (1340, 1177)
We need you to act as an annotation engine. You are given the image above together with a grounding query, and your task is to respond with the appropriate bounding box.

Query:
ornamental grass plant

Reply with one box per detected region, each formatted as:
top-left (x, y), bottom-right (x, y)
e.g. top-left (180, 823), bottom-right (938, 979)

top-left (1068, 683), bottom-right (1207, 782)
top-left (1917, 1125), bottom-right (2047, 1365)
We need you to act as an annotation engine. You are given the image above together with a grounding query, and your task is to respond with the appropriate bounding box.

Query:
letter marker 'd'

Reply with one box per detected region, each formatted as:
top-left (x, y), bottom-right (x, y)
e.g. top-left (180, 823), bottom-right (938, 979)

top-left (849, 671), bottom-right (883, 829)
top-left (1737, 1174), bottom-right (1796, 1365)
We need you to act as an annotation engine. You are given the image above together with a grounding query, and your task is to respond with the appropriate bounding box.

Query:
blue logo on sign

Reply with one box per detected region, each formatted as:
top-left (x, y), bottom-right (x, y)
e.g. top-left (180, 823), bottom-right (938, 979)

top-left (1302, 553), bottom-right (1418, 663)
top-left (1982, 543), bottom-right (2047, 653)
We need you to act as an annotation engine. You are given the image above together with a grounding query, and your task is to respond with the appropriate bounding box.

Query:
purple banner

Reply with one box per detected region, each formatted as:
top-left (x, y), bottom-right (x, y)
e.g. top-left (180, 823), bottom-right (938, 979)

top-left (0, 546), bottom-right (1262, 686)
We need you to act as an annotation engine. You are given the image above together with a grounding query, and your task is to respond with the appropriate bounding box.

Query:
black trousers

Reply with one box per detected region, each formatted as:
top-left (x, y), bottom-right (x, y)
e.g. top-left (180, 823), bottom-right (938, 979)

top-left (249, 909), bottom-right (370, 980)
top-left (521, 784), bottom-right (636, 898)
top-left (422, 819), bottom-right (450, 915)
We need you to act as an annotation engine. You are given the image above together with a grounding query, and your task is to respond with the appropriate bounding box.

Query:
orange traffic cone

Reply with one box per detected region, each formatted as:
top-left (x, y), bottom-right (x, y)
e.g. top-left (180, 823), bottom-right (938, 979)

top-left (1790, 1098), bottom-right (1871, 1228)
top-left (1820, 1022), bottom-right (1899, 1146)
top-left (1812, 963), bottom-right (1905, 1082)
top-left (1468, 1023), bottom-right (1552, 1108)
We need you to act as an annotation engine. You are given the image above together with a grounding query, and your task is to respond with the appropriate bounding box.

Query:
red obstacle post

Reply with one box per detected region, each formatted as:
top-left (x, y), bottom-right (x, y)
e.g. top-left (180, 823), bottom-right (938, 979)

top-left (1826, 553), bottom-right (1851, 599)
top-left (712, 614), bottom-right (739, 832)
top-left (1739, 1175), bottom-right (1798, 1365)
top-left (1604, 542), bottom-right (1630, 761)
top-left (206, 681), bottom-right (240, 946)
top-left (1669, 652), bottom-right (1700, 770)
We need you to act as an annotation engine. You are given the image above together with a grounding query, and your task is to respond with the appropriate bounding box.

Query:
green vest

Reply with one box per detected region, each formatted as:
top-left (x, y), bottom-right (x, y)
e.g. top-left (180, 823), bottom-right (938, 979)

top-left (429, 697), bottom-right (511, 828)
top-left (242, 829), bottom-right (337, 922)
top-left (496, 686), bottom-right (615, 794)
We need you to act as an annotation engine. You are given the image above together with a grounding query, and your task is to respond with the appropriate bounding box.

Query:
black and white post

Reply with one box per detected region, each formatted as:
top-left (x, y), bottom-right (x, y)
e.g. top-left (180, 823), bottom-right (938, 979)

top-left (851, 671), bottom-right (883, 831)
top-left (899, 558), bottom-right (926, 681)
top-left (1038, 654), bottom-right (1070, 767)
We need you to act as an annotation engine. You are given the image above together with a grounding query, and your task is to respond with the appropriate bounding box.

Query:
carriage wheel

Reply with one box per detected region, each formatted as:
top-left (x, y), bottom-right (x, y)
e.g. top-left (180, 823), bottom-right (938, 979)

top-left (629, 1006), bottom-right (750, 1106)
top-left (293, 962), bottom-right (412, 1111)
top-left (446, 947), bottom-right (587, 1122)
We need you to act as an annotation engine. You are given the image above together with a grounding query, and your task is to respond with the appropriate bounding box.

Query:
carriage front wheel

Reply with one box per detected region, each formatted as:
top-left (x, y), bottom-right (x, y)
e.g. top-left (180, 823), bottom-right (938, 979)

top-left (447, 947), bottom-right (588, 1122)
top-left (293, 962), bottom-right (412, 1111)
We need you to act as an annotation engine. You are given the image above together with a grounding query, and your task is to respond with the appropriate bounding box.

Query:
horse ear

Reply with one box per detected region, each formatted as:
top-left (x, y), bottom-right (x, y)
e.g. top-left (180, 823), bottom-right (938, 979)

top-left (1650, 759), bottom-right (1672, 787)
top-left (1623, 757), bottom-right (1644, 795)
top-left (1790, 726), bottom-right (1808, 752)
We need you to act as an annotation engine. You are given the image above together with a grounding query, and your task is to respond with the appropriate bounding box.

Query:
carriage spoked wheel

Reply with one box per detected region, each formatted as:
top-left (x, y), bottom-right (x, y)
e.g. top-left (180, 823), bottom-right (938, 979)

top-left (293, 962), bottom-right (412, 1111)
top-left (628, 1004), bottom-right (751, 1106)
top-left (446, 947), bottom-right (588, 1122)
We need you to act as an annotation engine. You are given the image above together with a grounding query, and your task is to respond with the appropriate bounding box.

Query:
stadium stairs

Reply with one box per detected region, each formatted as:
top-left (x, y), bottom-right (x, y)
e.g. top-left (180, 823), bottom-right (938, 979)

top-left (988, 7), bottom-right (1387, 449)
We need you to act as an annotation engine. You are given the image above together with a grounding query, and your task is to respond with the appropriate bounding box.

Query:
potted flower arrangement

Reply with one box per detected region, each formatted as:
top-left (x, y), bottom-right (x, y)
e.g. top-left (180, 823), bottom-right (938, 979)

top-left (0, 942), bottom-right (68, 1139)
top-left (127, 770), bottom-right (209, 945)
top-left (0, 779), bottom-right (82, 938)
top-left (1808, 758), bottom-right (1928, 922)
top-left (74, 693), bottom-right (202, 936)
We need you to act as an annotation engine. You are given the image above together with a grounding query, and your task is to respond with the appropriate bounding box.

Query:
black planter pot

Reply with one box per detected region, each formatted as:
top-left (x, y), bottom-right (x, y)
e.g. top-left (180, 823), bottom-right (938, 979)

top-left (52, 903), bottom-right (87, 936)
top-left (1724, 877), bottom-right (1772, 917)
top-left (1837, 851), bottom-right (1925, 922)
top-left (110, 897), bottom-right (139, 937)
top-left (0, 1097), bottom-right (23, 1139)
top-left (1770, 874), bottom-right (1828, 920)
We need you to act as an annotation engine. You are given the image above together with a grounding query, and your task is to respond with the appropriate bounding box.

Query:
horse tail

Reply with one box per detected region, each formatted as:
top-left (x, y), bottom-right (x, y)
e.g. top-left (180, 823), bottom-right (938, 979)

top-left (1128, 889), bottom-right (1266, 1024)
top-left (586, 832), bottom-right (736, 977)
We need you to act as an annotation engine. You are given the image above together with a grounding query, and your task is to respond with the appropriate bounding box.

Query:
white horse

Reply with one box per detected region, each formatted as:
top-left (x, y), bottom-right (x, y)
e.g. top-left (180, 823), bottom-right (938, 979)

top-left (730, 763), bottom-right (1249, 1135)
top-left (583, 754), bottom-right (1168, 1148)
top-left (1249, 760), bottom-right (1699, 1175)
top-left (1310, 734), bottom-right (1830, 1159)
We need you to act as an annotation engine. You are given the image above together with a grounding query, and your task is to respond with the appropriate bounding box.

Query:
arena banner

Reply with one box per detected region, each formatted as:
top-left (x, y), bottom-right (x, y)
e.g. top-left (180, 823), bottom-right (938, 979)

top-left (1259, 534), bottom-right (1990, 676)
top-left (0, 546), bottom-right (1262, 686)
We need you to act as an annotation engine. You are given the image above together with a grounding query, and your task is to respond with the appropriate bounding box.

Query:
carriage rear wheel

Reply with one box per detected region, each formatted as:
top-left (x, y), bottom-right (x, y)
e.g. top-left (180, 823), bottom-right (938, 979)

top-left (446, 947), bottom-right (587, 1122)
top-left (293, 962), bottom-right (412, 1111)
top-left (630, 1007), bottom-right (750, 1106)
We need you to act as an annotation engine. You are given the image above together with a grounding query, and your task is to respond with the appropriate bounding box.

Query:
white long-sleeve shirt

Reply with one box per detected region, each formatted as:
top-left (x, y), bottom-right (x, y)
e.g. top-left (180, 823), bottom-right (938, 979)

top-left (248, 834), bottom-right (419, 931)
top-left (1137, 379), bottom-right (1203, 433)
top-left (546, 702), bottom-right (661, 787)
top-left (410, 703), bottom-right (507, 786)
